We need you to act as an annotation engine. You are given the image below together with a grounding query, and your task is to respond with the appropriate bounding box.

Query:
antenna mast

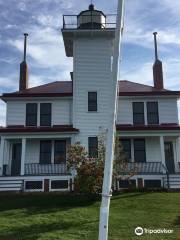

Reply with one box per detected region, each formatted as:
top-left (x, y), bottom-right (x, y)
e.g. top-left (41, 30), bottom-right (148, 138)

top-left (98, 1), bottom-right (125, 240)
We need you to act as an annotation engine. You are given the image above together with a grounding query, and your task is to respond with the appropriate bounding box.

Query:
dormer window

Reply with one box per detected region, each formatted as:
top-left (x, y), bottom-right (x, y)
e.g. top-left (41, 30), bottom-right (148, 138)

top-left (26, 103), bottom-right (37, 126)
top-left (40, 103), bottom-right (52, 126)
top-left (147, 102), bottom-right (159, 124)
top-left (88, 92), bottom-right (97, 112)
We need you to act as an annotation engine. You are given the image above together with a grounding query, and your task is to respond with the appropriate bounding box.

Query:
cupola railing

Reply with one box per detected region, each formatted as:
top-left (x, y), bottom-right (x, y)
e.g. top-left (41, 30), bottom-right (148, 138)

top-left (62, 14), bottom-right (116, 29)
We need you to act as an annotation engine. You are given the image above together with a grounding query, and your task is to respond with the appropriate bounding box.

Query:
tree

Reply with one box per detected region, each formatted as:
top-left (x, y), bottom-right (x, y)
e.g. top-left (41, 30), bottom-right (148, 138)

top-left (113, 137), bottom-right (137, 189)
top-left (67, 134), bottom-right (137, 194)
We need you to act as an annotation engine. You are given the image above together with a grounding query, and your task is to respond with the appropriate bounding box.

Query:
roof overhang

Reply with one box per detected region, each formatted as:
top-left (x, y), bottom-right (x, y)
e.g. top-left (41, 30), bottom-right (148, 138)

top-left (61, 28), bottom-right (115, 57)
top-left (118, 92), bottom-right (180, 97)
top-left (0, 125), bottom-right (79, 134)
top-left (116, 124), bottom-right (180, 137)
top-left (0, 93), bottom-right (73, 102)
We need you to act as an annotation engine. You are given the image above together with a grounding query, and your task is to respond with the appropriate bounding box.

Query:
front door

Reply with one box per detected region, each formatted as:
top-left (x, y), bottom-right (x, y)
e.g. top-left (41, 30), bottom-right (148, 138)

top-left (165, 142), bottom-right (175, 174)
top-left (11, 143), bottom-right (22, 176)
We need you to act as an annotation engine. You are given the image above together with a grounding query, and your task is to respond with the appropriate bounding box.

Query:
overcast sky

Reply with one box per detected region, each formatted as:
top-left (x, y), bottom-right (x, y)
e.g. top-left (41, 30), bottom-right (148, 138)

top-left (0, 0), bottom-right (180, 125)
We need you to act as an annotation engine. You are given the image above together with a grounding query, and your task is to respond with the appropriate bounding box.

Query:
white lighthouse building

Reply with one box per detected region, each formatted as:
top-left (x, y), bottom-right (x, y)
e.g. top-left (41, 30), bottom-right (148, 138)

top-left (62, 4), bottom-right (116, 151)
top-left (0, 5), bottom-right (180, 192)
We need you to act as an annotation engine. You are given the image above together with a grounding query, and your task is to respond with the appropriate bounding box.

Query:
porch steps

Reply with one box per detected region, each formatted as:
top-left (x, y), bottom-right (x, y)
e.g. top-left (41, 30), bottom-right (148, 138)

top-left (164, 175), bottom-right (180, 189)
top-left (0, 179), bottom-right (23, 192)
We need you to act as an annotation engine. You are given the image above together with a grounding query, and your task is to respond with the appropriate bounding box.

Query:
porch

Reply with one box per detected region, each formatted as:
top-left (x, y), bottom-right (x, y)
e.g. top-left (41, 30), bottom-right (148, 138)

top-left (117, 134), bottom-right (180, 175)
top-left (0, 135), bottom-right (75, 177)
top-left (116, 133), bottom-right (180, 189)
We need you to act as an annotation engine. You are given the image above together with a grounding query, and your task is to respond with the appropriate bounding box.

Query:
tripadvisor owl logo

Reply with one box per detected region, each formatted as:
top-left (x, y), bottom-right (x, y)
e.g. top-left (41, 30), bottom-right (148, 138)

top-left (135, 227), bottom-right (144, 236)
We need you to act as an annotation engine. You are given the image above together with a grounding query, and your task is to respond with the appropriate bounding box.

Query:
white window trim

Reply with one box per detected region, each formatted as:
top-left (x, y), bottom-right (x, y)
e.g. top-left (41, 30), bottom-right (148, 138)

top-left (131, 100), bottom-right (159, 126)
top-left (86, 90), bottom-right (99, 113)
top-left (49, 179), bottom-right (70, 192)
top-left (146, 100), bottom-right (159, 125)
top-left (24, 179), bottom-right (44, 192)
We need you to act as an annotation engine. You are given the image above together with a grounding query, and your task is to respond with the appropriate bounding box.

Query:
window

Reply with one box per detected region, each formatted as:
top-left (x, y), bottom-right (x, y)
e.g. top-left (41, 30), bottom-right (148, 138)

top-left (51, 180), bottom-right (68, 189)
top-left (25, 181), bottom-right (43, 190)
top-left (40, 103), bottom-right (51, 126)
top-left (54, 140), bottom-right (66, 164)
top-left (88, 137), bottom-right (98, 158)
top-left (88, 92), bottom-right (97, 111)
top-left (147, 102), bottom-right (159, 124)
top-left (134, 139), bottom-right (146, 162)
top-left (26, 103), bottom-right (37, 126)
top-left (40, 141), bottom-right (52, 164)
top-left (133, 102), bottom-right (144, 125)
top-left (120, 139), bottom-right (131, 161)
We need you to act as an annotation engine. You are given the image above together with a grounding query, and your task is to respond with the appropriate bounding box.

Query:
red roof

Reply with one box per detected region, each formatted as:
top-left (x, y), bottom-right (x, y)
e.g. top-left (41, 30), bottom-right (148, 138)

top-left (118, 80), bottom-right (180, 96)
top-left (1, 81), bottom-right (73, 98)
top-left (1, 80), bottom-right (180, 99)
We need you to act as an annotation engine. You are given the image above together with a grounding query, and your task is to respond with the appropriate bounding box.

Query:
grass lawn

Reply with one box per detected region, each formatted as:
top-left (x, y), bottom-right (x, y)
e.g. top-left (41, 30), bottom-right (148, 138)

top-left (0, 192), bottom-right (179, 240)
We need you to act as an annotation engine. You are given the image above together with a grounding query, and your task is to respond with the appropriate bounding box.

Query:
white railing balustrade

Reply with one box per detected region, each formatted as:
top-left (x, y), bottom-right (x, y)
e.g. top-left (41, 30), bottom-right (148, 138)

top-left (25, 163), bottom-right (68, 175)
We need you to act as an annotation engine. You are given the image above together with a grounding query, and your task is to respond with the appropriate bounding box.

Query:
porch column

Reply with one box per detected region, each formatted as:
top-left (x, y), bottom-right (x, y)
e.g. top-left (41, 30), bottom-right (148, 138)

top-left (21, 138), bottom-right (26, 175)
top-left (0, 137), bottom-right (5, 176)
top-left (160, 136), bottom-right (166, 173)
top-left (175, 137), bottom-right (180, 173)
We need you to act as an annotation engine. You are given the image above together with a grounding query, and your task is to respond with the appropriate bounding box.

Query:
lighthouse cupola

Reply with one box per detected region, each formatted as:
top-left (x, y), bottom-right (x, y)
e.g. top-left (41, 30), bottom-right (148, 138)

top-left (62, 5), bottom-right (115, 57)
top-left (77, 4), bottom-right (106, 29)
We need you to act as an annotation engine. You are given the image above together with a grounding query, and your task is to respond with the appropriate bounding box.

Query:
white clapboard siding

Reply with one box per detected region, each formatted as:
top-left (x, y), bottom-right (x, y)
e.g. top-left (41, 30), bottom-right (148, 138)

top-left (6, 101), bottom-right (26, 126)
top-left (117, 99), bottom-right (133, 124)
top-left (146, 137), bottom-right (161, 162)
top-left (52, 99), bottom-right (72, 125)
top-left (159, 98), bottom-right (178, 124)
top-left (117, 97), bottom-right (179, 125)
top-left (73, 38), bottom-right (113, 148)
top-left (6, 99), bottom-right (72, 126)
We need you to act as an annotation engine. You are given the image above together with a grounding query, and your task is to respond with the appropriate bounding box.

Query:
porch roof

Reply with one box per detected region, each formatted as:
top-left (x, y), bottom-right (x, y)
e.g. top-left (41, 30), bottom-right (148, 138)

top-left (116, 124), bottom-right (180, 131)
top-left (116, 124), bottom-right (180, 137)
top-left (0, 125), bottom-right (79, 133)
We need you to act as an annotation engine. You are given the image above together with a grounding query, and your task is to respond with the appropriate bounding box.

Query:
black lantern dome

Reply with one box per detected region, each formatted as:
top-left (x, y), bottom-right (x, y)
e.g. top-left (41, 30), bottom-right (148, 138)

top-left (77, 4), bottom-right (106, 29)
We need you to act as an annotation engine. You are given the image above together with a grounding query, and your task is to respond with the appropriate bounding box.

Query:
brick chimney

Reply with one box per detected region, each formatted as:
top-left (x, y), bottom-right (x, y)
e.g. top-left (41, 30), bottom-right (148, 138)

top-left (19, 33), bottom-right (28, 91)
top-left (153, 32), bottom-right (164, 89)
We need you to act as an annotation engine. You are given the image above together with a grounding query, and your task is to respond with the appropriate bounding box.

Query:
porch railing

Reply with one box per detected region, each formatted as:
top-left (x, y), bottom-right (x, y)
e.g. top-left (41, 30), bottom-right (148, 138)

top-left (119, 162), bottom-right (164, 174)
top-left (25, 163), bottom-right (68, 175)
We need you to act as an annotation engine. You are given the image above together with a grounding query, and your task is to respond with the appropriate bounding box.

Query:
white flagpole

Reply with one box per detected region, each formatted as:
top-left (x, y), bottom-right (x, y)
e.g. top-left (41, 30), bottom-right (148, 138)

top-left (98, 1), bottom-right (125, 240)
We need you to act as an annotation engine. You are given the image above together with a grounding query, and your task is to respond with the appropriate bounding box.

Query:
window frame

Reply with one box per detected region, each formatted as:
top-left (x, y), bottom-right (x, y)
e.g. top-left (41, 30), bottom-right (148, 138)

top-left (40, 103), bottom-right (52, 127)
top-left (147, 101), bottom-right (159, 125)
top-left (133, 102), bottom-right (145, 125)
top-left (134, 139), bottom-right (146, 163)
top-left (54, 140), bottom-right (67, 164)
top-left (26, 103), bottom-right (38, 126)
top-left (88, 137), bottom-right (98, 158)
top-left (120, 139), bottom-right (131, 161)
top-left (88, 92), bottom-right (98, 112)
top-left (39, 140), bottom-right (52, 164)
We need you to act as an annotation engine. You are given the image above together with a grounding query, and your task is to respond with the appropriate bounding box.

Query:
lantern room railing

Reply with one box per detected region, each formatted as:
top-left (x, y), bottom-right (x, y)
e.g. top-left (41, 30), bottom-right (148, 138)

top-left (62, 14), bottom-right (116, 29)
